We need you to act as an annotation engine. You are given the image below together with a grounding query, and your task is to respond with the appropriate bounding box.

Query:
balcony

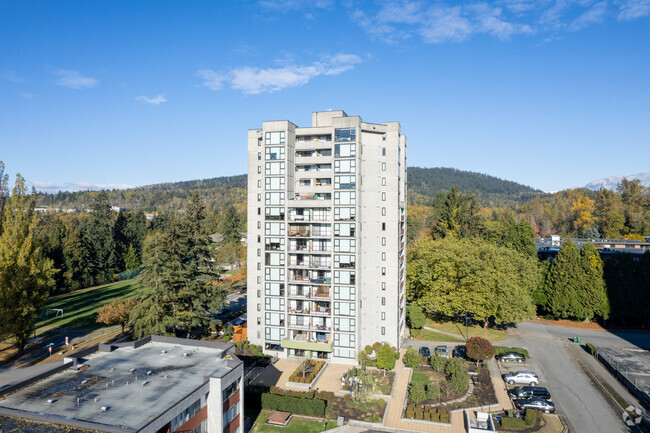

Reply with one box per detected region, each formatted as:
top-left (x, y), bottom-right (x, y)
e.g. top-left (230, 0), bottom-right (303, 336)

top-left (312, 286), bottom-right (330, 298)
top-left (289, 228), bottom-right (310, 237)
top-left (281, 338), bottom-right (333, 353)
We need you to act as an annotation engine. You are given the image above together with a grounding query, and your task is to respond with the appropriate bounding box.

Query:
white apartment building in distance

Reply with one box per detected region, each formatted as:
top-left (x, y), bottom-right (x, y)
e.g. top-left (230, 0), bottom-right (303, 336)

top-left (247, 111), bottom-right (407, 364)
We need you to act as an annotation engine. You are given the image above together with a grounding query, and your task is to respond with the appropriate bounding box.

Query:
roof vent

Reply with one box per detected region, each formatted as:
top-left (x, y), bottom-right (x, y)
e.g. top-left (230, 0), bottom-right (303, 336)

top-left (80, 380), bottom-right (88, 385)
top-left (183, 353), bottom-right (189, 357)
top-left (161, 350), bottom-right (167, 354)
top-left (101, 406), bottom-right (108, 412)
top-left (142, 380), bottom-right (149, 386)
top-left (47, 399), bottom-right (55, 404)
top-left (146, 370), bottom-right (153, 376)
top-left (129, 368), bottom-right (135, 373)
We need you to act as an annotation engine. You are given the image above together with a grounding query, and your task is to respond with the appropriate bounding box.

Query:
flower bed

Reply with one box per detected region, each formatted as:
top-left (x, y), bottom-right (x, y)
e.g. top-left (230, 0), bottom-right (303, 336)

top-left (340, 367), bottom-right (395, 395)
top-left (288, 360), bottom-right (325, 384)
top-left (326, 394), bottom-right (387, 422)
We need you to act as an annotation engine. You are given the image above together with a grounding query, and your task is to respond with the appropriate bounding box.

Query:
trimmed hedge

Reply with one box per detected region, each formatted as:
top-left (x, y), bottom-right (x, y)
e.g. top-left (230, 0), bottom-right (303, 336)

top-left (494, 346), bottom-right (529, 358)
top-left (404, 405), bottom-right (449, 423)
top-left (261, 393), bottom-right (326, 417)
top-left (586, 343), bottom-right (597, 356)
top-left (288, 360), bottom-right (325, 383)
top-left (525, 409), bottom-right (538, 426)
top-left (501, 416), bottom-right (526, 429)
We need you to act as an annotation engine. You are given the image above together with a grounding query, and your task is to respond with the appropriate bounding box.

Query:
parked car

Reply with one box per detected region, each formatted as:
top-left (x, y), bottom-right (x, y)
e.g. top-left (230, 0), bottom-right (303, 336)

top-left (496, 352), bottom-right (526, 363)
top-left (452, 345), bottom-right (466, 359)
top-left (508, 386), bottom-right (552, 401)
top-left (503, 371), bottom-right (539, 386)
top-left (434, 345), bottom-right (449, 358)
top-left (419, 346), bottom-right (431, 358)
top-left (515, 398), bottom-right (555, 413)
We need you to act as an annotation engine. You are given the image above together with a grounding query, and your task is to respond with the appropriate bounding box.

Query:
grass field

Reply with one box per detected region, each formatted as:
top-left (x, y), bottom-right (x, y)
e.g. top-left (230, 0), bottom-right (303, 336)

top-left (425, 320), bottom-right (508, 341)
top-left (413, 328), bottom-right (465, 342)
top-left (251, 411), bottom-right (337, 433)
top-left (35, 280), bottom-right (141, 330)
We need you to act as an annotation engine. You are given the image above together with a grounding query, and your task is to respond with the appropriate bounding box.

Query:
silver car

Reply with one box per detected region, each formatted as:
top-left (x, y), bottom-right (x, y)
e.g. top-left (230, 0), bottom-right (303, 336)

top-left (503, 371), bottom-right (539, 386)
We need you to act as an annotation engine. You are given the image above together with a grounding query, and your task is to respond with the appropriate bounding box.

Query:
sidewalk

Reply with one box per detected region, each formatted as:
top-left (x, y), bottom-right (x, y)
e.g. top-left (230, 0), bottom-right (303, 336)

top-left (487, 358), bottom-right (513, 411)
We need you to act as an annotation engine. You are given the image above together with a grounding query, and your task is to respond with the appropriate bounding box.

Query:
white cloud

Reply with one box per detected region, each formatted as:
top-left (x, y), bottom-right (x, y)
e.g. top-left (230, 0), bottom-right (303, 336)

top-left (135, 94), bottom-right (167, 105)
top-left (259, 0), bottom-right (333, 10)
top-left (618, 0), bottom-right (650, 20)
top-left (3, 70), bottom-right (24, 83)
top-left (351, 0), bottom-right (645, 43)
top-left (53, 70), bottom-right (98, 89)
top-left (568, 1), bottom-right (608, 30)
top-left (196, 69), bottom-right (227, 91)
top-left (198, 53), bottom-right (362, 95)
top-left (30, 181), bottom-right (134, 193)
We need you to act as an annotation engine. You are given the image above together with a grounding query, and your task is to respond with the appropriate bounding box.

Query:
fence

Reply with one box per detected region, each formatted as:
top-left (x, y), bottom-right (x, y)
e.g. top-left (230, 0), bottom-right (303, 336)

top-left (596, 349), bottom-right (650, 411)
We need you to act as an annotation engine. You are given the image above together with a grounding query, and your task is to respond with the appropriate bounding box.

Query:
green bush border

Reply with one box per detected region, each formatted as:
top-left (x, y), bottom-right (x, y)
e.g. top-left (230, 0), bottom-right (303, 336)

top-left (494, 346), bottom-right (529, 358)
top-left (261, 393), bottom-right (326, 417)
top-left (586, 343), bottom-right (597, 356)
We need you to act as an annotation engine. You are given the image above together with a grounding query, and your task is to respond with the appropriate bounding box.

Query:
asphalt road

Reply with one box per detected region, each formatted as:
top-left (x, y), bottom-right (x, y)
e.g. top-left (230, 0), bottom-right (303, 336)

top-left (506, 322), bottom-right (639, 433)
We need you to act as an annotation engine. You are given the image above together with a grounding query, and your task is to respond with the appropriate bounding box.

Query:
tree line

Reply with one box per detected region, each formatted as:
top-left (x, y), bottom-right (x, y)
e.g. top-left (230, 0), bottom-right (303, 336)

top-left (407, 186), bottom-right (649, 327)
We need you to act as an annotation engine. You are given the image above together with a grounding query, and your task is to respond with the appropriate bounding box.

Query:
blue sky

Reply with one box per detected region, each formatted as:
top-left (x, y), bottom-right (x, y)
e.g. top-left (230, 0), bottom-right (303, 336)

top-left (1, 0), bottom-right (649, 193)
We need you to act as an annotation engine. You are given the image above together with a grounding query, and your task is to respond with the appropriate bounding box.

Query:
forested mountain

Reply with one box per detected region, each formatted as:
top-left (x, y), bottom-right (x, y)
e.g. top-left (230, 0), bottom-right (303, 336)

top-left (35, 168), bottom-right (542, 212)
top-left (407, 167), bottom-right (544, 206)
top-left (36, 175), bottom-right (246, 214)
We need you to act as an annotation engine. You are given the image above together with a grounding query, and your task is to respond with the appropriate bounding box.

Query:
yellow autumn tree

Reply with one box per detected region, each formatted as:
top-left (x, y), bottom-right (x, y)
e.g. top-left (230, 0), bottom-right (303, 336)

top-left (572, 196), bottom-right (596, 235)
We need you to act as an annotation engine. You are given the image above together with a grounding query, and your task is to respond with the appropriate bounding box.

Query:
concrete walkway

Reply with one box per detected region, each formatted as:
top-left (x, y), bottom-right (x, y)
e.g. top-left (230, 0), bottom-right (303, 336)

top-left (487, 359), bottom-right (513, 411)
top-left (314, 362), bottom-right (350, 395)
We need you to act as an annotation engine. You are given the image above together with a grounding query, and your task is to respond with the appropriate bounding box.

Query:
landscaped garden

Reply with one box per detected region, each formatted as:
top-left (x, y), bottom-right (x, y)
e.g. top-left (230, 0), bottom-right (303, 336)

top-left (340, 367), bottom-right (395, 396)
top-left (288, 359), bottom-right (325, 384)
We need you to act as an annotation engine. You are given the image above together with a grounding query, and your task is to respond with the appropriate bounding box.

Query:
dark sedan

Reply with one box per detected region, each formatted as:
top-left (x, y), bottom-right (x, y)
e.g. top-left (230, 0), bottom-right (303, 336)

top-left (452, 345), bottom-right (466, 359)
top-left (515, 398), bottom-right (555, 413)
top-left (496, 351), bottom-right (526, 363)
top-left (419, 346), bottom-right (431, 358)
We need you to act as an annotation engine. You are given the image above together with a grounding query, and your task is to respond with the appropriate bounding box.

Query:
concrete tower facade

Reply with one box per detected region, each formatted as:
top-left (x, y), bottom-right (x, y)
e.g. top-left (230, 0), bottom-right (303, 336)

top-left (247, 111), bottom-right (407, 364)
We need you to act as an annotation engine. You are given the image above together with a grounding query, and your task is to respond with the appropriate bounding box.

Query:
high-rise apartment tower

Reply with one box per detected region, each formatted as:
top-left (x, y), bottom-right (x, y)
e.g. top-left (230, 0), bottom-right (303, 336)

top-left (247, 111), bottom-right (406, 364)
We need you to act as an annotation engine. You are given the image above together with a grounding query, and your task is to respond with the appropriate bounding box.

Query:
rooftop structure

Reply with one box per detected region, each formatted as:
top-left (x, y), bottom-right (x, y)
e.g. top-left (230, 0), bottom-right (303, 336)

top-left (0, 336), bottom-right (244, 433)
top-left (536, 236), bottom-right (650, 256)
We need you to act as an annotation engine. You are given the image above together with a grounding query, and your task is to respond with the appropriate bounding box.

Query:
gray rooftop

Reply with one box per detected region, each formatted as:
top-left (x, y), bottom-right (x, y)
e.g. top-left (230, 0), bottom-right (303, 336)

top-left (0, 341), bottom-right (232, 431)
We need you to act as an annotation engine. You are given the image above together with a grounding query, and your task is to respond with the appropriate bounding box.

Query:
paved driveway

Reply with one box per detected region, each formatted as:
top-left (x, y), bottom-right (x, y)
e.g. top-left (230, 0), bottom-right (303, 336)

top-left (505, 322), bottom-right (630, 433)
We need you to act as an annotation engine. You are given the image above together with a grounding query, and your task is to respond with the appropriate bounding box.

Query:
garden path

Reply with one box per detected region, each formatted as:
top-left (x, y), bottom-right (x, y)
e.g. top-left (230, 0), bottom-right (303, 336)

top-left (313, 362), bottom-right (350, 395)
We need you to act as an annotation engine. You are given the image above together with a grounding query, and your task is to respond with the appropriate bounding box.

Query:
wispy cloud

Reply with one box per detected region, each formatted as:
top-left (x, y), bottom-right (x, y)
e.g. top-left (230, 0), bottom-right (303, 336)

top-left (197, 53), bottom-right (362, 95)
top-left (20, 92), bottom-right (36, 99)
top-left (351, 0), bottom-right (649, 44)
top-left (53, 70), bottom-right (98, 89)
top-left (30, 180), bottom-right (134, 193)
top-left (258, 0), bottom-right (333, 10)
top-left (618, 0), bottom-right (650, 20)
top-left (135, 94), bottom-right (167, 105)
top-left (3, 70), bottom-right (24, 83)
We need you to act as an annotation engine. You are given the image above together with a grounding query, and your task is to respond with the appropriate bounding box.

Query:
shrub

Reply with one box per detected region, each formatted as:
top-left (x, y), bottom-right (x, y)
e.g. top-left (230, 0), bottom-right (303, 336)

top-left (494, 346), bottom-right (530, 358)
top-left (426, 383), bottom-right (440, 400)
top-left (415, 410), bottom-right (423, 420)
top-left (424, 411), bottom-right (430, 421)
top-left (403, 348), bottom-right (421, 369)
top-left (525, 409), bottom-right (538, 426)
top-left (373, 342), bottom-right (382, 353)
top-left (406, 406), bottom-right (415, 419)
top-left (409, 383), bottom-right (427, 403)
top-left (445, 358), bottom-right (469, 392)
top-left (586, 343), bottom-right (597, 356)
top-left (439, 410), bottom-right (449, 423)
top-left (261, 393), bottom-right (326, 417)
top-left (365, 345), bottom-right (373, 354)
top-left (365, 415), bottom-right (382, 423)
top-left (316, 390), bottom-right (335, 401)
top-left (501, 417), bottom-right (526, 429)
top-left (406, 304), bottom-right (426, 329)
top-left (377, 343), bottom-right (398, 371)
top-left (466, 337), bottom-right (494, 363)
top-left (428, 354), bottom-right (447, 371)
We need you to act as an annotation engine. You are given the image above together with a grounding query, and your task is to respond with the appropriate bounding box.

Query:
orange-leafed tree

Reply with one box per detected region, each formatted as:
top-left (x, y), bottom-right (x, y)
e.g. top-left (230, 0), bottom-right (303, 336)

top-left (97, 298), bottom-right (136, 333)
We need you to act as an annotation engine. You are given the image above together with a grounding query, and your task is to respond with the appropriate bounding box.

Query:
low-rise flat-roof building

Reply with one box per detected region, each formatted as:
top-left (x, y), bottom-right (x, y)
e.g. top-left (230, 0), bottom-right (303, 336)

top-left (0, 336), bottom-right (243, 433)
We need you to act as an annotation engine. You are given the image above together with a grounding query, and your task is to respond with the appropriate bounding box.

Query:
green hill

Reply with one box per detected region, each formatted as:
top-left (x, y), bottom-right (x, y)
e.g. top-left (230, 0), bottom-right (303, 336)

top-left (35, 168), bottom-right (543, 212)
top-left (407, 167), bottom-right (544, 206)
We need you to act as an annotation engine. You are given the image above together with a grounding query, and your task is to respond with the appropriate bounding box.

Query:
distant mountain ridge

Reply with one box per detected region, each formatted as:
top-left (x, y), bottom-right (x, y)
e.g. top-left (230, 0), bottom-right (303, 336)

top-left (584, 172), bottom-right (650, 191)
top-left (36, 168), bottom-right (543, 211)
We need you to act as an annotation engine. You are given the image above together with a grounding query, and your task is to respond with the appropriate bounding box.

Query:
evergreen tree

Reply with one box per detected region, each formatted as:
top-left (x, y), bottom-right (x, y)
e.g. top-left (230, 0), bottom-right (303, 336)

top-left (131, 194), bottom-right (226, 338)
top-left (217, 205), bottom-right (242, 245)
top-left (431, 186), bottom-right (483, 239)
top-left (124, 244), bottom-right (140, 270)
top-left (544, 240), bottom-right (582, 319)
top-left (113, 211), bottom-right (129, 272)
top-left (497, 217), bottom-right (537, 257)
top-left (84, 191), bottom-right (117, 285)
top-left (0, 161), bottom-right (8, 234)
top-left (0, 174), bottom-right (55, 354)
top-left (578, 243), bottom-right (610, 321)
top-left (594, 188), bottom-right (626, 238)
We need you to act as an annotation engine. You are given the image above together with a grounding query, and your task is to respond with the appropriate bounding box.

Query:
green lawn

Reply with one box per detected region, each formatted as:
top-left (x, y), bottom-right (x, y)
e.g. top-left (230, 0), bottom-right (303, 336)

top-left (251, 411), bottom-right (337, 433)
top-left (424, 320), bottom-right (508, 341)
top-left (35, 280), bottom-right (141, 330)
top-left (413, 328), bottom-right (464, 342)
top-left (411, 371), bottom-right (431, 387)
